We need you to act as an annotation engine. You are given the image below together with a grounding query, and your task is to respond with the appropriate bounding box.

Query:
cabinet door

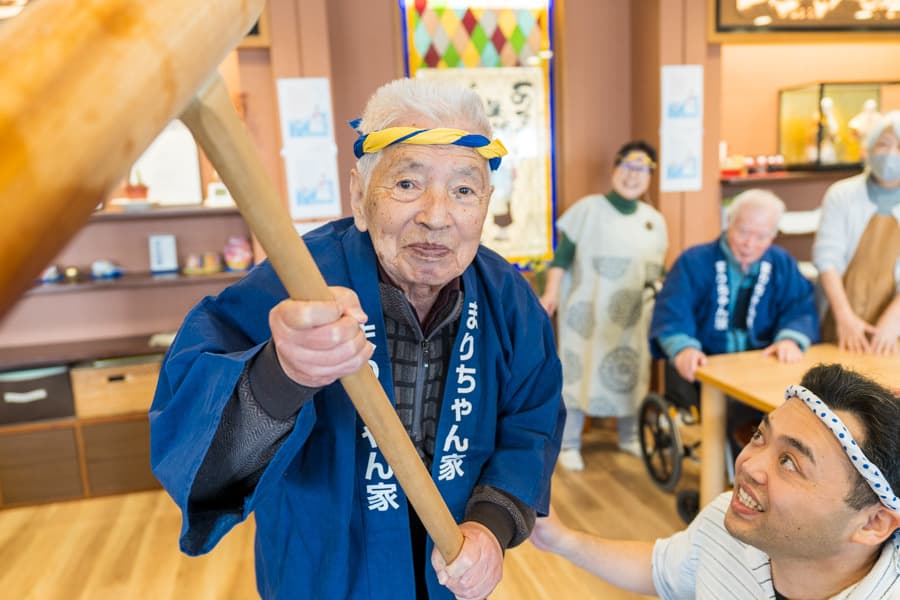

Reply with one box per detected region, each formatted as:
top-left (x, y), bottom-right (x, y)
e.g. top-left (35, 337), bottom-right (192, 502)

top-left (0, 427), bottom-right (83, 505)
top-left (81, 419), bottom-right (159, 496)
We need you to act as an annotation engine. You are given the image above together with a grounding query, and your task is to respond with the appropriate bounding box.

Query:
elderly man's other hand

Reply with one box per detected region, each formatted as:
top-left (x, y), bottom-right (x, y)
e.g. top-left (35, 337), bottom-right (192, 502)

top-left (834, 310), bottom-right (876, 354)
top-left (431, 521), bottom-right (503, 600)
top-left (674, 347), bottom-right (707, 383)
top-left (269, 286), bottom-right (374, 387)
top-left (762, 339), bottom-right (803, 363)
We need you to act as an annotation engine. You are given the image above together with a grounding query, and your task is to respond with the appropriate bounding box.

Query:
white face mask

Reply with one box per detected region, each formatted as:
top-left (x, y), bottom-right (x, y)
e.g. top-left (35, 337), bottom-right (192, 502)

top-left (869, 153), bottom-right (900, 184)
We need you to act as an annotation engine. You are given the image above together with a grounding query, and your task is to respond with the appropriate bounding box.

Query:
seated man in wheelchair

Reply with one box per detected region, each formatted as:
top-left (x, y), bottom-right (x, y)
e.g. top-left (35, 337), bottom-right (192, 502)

top-left (649, 188), bottom-right (819, 382)
top-left (644, 189), bottom-right (819, 495)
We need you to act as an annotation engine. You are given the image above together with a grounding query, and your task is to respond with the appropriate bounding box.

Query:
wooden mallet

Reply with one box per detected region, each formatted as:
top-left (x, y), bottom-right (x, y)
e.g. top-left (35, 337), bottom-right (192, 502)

top-left (0, 0), bottom-right (462, 562)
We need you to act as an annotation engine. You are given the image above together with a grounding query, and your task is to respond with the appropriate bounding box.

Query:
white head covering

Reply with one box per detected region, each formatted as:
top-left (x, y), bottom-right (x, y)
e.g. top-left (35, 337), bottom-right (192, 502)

top-left (865, 110), bottom-right (900, 154)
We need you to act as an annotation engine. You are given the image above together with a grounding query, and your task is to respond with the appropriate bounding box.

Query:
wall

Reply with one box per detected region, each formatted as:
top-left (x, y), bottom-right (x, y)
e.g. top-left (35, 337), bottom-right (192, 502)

top-left (554, 0), bottom-right (632, 213)
top-left (632, 0), bottom-right (722, 265)
top-left (720, 42), bottom-right (900, 157)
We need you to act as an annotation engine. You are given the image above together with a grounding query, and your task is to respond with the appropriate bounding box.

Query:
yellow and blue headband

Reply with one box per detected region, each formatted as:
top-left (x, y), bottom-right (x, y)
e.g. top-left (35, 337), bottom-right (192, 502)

top-left (350, 119), bottom-right (507, 171)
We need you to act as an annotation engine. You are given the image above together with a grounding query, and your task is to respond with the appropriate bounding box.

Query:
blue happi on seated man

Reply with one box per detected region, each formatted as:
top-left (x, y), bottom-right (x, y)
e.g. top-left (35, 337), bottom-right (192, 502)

top-left (649, 188), bottom-right (819, 383)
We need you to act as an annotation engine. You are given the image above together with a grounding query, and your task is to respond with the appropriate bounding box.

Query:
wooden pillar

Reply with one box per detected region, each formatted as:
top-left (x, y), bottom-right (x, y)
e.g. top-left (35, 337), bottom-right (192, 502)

top-left (632, 0), bottom-right (721, 265)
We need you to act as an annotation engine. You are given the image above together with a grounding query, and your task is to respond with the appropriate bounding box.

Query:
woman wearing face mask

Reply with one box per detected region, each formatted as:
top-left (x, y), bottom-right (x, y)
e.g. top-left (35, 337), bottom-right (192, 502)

top-left (813, 110), bottom-right (900, 355)
top-left (540, 141), bottom-right (668, 470)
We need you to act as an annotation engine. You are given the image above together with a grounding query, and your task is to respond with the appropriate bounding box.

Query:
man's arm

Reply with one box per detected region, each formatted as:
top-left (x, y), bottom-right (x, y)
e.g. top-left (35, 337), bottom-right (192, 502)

top-left (530, 510), bottom-right (656, 595)
top-left (189, 342), bottom-right (316, 507)
top-left (649, 252), bottom-right (704, 369)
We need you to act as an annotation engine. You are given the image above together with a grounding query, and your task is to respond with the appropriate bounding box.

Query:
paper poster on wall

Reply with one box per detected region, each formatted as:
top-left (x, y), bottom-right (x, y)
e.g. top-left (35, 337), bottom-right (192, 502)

top-left (660, 125), bottom-right (703, 192)
top-left (276, 78), bottom-right (341, 221)
top-left (416, 67), bottom-right (552, 263)
top-left (132, 120), bottom-right (203, 205)
top-left (661, 65), bottom-right (703, 125)
top-left (660, 65), bottom-right (704, 193)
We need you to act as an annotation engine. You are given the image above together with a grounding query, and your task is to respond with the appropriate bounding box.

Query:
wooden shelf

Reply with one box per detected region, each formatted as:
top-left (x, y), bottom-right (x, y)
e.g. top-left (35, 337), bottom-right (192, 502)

top-left (0, 333), bottom-right (167, 371)
top-left (90, 205), bottom-right (240, 222)
top-left (27, 270), bottom-right (246, 296)
top-left (720, 168), bottom-right (861, 185)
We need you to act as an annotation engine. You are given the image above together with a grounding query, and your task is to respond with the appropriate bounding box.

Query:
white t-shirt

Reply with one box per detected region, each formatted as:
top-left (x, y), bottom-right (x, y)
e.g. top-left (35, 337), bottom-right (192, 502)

top-left (652, 493), bottom-right (899, 599)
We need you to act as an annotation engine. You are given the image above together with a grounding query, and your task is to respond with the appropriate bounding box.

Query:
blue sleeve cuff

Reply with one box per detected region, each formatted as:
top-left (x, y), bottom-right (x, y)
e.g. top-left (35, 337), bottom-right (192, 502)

top-left (774, 329), bottom-right (811, 351)
top-left (658, 334), bottom-right (702, 360)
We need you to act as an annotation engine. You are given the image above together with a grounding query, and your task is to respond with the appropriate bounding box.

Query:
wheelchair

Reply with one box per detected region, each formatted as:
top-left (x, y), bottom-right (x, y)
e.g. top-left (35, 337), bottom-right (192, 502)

top-left (638, 361), bottom-right (752, 523)
top-left (638, 362), bottom-right (700, 488)
top-left (638, 362), bottom-right (704, 523)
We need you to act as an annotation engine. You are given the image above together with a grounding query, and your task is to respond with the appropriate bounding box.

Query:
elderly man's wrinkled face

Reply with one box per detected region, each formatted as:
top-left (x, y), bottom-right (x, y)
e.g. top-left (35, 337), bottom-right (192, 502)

top-left (350, 141), bottom-right (492, 298)
top-left (726, 204), bottom-right (778, 271)
top-left (725, 399), bottom-right (867, 563)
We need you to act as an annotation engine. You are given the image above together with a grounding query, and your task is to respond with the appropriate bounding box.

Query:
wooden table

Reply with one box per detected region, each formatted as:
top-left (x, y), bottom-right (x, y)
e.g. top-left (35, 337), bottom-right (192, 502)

top-left (695, 343), bottom-right (900, 506)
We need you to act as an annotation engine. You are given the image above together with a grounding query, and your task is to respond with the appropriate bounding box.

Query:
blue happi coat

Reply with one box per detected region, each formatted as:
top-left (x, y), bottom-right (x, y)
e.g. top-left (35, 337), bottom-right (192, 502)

top-left (149, 218), bottom-right (565, 599)
top-left (649, 240), bottom-right (818, 358)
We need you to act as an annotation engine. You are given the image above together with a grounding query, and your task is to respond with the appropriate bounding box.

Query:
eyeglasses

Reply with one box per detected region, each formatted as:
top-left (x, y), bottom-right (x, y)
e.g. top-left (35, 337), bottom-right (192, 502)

top-left (619, 161), bottom-right (652, 175)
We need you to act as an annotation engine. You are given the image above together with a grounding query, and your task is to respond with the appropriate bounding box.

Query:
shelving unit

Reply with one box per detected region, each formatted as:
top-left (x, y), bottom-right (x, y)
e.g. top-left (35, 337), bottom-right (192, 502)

top-left (0, 204), bottom-right (253, 508)
top-left (28, 270), bottom-right (245, 296)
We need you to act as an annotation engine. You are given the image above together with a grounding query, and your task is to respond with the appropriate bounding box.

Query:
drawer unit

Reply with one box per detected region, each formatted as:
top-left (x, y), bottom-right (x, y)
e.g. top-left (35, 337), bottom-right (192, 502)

top-left (0, 427), bottom-right (83, 505)
top-left (81, 419), bottom-right (159, 495)
top-left (0, 366), bottom-right (74, 425)
top-left (70, 355), bottom-right (162, 418)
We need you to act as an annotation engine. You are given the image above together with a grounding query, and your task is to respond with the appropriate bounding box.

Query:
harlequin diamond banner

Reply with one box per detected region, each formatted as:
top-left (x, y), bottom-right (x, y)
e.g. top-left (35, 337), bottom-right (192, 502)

top-left (404, 1), bottom-right (549, 70)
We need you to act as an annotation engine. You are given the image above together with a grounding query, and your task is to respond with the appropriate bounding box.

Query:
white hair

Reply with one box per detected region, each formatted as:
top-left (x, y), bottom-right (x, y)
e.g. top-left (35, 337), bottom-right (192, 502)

top-left (353, 78), bottom-right (493, 186)
top-left (725, 188), bottom-right (785, 232)
top-left (865, 110), bottom-right (900, 153)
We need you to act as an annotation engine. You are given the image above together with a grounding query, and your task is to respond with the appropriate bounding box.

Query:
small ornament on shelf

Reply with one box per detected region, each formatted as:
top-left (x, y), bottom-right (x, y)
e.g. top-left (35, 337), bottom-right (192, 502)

top-left (223, 236), bottom-right (253, 271)
top-left (204, 170), bottom-right (235, 207)
top-left (38, 264), bottom-right (64, 284)
top-left (90, 259), bottom-right (124, 279)
top-left (63, 265), bottom-right (81, 282)
top-left (183, 252), bottom-right (224, 276)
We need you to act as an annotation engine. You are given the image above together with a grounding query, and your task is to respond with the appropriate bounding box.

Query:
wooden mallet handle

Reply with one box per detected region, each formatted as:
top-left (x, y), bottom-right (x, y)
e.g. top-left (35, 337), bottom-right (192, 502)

top-left (180, 75), bottom-right (464, 563)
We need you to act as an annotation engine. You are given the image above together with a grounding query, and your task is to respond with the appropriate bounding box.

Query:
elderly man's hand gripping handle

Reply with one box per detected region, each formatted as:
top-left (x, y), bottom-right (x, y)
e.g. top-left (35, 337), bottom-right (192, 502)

top-left (431, 521), bottom-right (504, 600)
top-left (269, 287), bottom-right (375, 387)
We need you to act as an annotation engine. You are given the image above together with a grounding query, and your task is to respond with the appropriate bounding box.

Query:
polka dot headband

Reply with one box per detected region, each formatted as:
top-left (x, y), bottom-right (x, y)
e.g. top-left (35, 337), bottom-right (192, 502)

top-left (786, 384), bottom-right (899, 560)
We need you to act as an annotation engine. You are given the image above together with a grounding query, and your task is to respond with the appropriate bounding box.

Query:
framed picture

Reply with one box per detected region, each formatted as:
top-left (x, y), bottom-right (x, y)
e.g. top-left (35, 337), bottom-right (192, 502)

top-left (709, 0), bottom-right (900, 42)
top-left (239, 7), bottom-right (270, 49)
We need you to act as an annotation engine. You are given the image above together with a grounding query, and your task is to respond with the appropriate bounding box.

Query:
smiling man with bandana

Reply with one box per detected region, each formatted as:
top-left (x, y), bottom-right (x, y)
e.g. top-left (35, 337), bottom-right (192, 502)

top-left (530, 363), bottom-right (900, 599)
top-left (150, 78), bottom-right (564, 600)
top-left (814, 110), bottom-right (900, 355)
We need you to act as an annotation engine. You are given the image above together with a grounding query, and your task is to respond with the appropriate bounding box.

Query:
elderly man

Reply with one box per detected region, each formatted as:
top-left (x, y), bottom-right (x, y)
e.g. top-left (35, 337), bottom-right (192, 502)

top-left (531, 363), bottom-right (900, 599)
top-left (649, 188), bottom-right (819, 383)
top-left (150, 78), bottom-right (564, 600)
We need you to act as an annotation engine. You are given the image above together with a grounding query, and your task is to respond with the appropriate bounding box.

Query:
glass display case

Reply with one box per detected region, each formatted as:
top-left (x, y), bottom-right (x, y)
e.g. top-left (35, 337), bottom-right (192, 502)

top-left (779, 81), bottom-right (900, 170)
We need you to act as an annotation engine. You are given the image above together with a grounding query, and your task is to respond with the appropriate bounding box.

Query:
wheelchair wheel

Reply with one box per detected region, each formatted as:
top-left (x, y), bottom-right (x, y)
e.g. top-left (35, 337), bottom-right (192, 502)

top-left (639, 393), bottom-right (684, 492)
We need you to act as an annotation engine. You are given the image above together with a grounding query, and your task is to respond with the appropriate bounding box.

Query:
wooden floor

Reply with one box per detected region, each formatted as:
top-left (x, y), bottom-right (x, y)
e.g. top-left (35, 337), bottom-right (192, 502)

top-left (0, 421), bottom-right (698, 599)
